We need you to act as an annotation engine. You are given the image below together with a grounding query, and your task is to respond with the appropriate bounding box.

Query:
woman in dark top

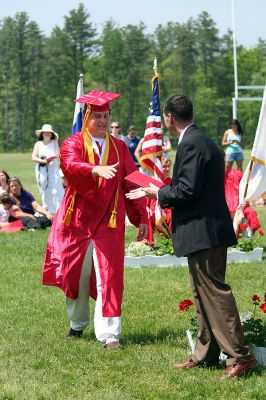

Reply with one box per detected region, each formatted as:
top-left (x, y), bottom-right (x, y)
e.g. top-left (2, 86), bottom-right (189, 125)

top-left (8, 177), bottom-right (53, 229)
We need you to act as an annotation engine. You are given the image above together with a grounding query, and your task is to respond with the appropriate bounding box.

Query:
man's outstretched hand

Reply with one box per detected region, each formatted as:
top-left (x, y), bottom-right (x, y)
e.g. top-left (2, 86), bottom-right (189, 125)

top-left (125, 187), bottom-right (147, 200)
top-left (126, 183), bottom-right (159, 200)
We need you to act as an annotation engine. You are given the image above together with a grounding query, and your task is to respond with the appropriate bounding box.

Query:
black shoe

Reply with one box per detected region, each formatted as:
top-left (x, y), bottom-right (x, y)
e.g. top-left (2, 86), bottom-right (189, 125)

top-left (104, 341), bottom-right (124, 350)
top-left (67, 328), bottom-right (83, 338)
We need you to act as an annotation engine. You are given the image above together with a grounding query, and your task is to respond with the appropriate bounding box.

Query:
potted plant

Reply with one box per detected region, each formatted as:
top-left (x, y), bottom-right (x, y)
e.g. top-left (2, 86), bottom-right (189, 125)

top-left (228, 228), bottom-right (264, 263)
top-left (180, 294), bottom-right (266, 366)
top-left (125, 229), bottom-right (264, 266)
top-left (240, 293), bottom-right (266, 366)
top-left (125, 238), bottom-right (188, 267)
top-left (179, 299), bottom-right (226, 361)
top-left (125, 241), bottom-right (153, 257)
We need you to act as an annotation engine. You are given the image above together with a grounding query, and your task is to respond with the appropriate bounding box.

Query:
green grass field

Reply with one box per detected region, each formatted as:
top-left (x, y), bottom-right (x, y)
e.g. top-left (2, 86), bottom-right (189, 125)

top-left (0, 153), bottom-right (265, 399)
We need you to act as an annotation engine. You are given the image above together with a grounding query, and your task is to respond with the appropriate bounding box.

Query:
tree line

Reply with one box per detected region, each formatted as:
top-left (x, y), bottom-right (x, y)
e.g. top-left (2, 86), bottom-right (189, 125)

top-left (0, 2), bottom-right (265, 152)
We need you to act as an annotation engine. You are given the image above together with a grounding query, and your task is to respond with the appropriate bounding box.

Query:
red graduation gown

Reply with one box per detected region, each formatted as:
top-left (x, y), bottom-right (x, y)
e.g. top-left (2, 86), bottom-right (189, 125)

top-left (145, 177), bottom-right (172, 244)
top-left (42, 132), bottom-right (148, 317)
top-left (224, 168), bottom-right (243, 215)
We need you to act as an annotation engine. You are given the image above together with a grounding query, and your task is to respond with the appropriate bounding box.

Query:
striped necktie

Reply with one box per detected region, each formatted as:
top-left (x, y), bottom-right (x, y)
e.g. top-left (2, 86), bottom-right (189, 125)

top-left (96, 141), bottom-right (103, 156)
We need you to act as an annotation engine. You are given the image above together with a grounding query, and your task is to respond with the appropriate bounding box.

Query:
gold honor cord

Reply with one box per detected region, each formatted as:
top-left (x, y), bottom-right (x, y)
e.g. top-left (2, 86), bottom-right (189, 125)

top-left (84, 129), bottom-right (110, 187)
top-left (62, 191), bottom-right (77, 226)
top-left (63, 128), bottom-right (120, 228)
top-left (108, 135), bottom-right (120, 228)
top-left (63, 109), bottom-right (91, 226)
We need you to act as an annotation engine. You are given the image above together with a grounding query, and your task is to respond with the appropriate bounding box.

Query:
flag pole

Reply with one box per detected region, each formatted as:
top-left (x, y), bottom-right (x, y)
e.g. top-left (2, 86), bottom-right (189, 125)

top-left (79, 73), bottom-right (84, 85)
top-left (243, 160), bottom-right (254, 199)
top-left (153, 58), bottom-right (158, 75)
top-left (71, 73), bottom-right (85, 134)
top-left (79, 73), bottom-right (84, 118)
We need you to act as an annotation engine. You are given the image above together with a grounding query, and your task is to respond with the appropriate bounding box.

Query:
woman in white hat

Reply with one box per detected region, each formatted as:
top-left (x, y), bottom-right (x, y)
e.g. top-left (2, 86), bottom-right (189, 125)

top-left (32, 123), bottom-right (64, 214)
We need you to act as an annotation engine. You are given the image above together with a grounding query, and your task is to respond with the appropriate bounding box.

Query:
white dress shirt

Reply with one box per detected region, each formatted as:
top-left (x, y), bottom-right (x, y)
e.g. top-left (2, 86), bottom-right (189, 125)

top-left (178, 123), bottom-right (194, 145)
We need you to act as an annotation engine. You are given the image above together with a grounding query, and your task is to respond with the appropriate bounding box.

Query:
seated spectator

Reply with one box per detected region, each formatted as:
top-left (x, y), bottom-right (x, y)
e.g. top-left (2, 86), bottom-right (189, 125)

top-left (124, 125), bottom-right (141, 168)
top-left (8, 177), bottom-right (53, 229)
top-left (0, 193), bottom-right (35, 232)
top-left (0, 170), bottom-right (10, 195)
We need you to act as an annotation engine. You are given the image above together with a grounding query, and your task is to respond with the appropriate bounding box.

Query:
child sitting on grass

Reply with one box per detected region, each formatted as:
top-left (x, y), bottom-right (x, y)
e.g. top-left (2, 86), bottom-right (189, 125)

top-left (0, 193), bottom-right (35, 231)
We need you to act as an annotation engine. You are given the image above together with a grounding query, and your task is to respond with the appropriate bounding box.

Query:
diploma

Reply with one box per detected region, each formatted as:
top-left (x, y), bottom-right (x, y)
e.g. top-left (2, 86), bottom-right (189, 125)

top-left (125, 170), bottom-right (164, 188)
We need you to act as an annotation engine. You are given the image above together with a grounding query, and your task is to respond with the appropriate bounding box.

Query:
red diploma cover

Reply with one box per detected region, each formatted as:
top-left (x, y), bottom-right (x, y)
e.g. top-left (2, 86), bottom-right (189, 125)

top-left (46, 156), bottom-right (57, 163)
top-left (1, 220), bottom-right (24, 232)
top-left (125, 170), bottom-right (165, 188)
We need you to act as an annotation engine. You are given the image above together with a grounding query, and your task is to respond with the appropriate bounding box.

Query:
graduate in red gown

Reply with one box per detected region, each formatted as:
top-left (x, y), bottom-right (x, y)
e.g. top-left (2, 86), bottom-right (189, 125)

top-left (145, 157), bottom-right (172, 244)
top-left (224, 168), bottom-right (243, 216)
top-left (240, 201), bottom-right (261, 237)
top-left (224, 168), bottom-right (260, 237)
top-left (42, 90), bottom-right (148, 348)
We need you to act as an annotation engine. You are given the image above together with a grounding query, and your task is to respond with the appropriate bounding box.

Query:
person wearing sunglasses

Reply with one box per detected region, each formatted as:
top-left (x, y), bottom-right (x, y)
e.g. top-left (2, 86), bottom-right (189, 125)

top-left (110, 121), bottom-right (125, 141)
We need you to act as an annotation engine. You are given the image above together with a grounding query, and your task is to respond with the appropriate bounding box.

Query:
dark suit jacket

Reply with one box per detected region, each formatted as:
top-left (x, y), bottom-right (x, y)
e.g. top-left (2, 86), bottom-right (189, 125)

top-left (158, 125), bottom-right (237, 257)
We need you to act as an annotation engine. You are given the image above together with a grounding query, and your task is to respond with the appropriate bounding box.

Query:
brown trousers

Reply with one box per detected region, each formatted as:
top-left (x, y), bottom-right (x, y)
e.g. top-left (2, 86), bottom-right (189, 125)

top-left (187, 246), bottom-right (253, 366)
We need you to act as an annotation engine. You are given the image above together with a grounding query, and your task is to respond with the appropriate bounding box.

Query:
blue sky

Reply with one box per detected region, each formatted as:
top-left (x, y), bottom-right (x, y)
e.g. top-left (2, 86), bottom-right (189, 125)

top-left (1, 0), bottom-right (265, 47)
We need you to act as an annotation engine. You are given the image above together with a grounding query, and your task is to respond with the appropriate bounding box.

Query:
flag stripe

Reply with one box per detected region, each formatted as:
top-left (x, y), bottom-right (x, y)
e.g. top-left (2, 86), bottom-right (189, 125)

top-left (72, 76), bottom-right (84, 135)
top-left (142, 139), bottom-right (163, 150)
top-left (140, 75), bottom-right (164, 182)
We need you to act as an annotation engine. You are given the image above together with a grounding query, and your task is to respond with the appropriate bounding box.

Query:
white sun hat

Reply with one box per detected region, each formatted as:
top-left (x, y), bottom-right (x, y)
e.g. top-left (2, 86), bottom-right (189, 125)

top-left (35, 123), bottom-right (58, 138)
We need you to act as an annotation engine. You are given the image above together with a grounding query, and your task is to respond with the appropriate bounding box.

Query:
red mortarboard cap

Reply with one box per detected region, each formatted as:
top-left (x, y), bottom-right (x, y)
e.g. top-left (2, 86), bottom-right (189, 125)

top-left (74, 90), bottom-right (121, 112)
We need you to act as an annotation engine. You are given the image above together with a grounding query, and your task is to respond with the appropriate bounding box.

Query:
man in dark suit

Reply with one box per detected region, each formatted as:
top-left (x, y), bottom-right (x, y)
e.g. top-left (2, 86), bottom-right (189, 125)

top-left (127, 94), bottom-right (256, 380)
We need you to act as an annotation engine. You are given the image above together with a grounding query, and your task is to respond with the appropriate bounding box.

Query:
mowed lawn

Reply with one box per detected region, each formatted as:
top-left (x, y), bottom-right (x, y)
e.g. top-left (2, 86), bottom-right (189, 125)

top-left (0, 153), bottom-right (265, 399)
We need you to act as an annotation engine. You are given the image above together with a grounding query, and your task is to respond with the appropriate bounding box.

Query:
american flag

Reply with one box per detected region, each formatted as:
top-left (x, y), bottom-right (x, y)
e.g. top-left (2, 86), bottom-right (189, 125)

top-left (71, 74), bottom-right (84, 134)
top-left (140, 73), bottom-right (171, 239)
top-left (139, 74), bottom-right (164, 181)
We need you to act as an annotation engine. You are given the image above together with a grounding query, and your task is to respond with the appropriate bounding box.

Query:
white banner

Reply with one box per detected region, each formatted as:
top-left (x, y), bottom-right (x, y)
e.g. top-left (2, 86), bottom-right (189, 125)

top-left (239, 85), bottom-right (266, 203)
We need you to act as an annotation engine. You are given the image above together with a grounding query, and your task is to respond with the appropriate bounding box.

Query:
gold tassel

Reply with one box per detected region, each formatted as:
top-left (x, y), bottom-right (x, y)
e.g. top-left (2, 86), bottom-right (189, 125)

top-left (62, 192), bottom-right (76, 226)
top-left (108, 210), bottom-right (117, 228)
top-left (62, 110), bottom-right (91, 227)
top-left (107, 135), bottom-right (120, 229)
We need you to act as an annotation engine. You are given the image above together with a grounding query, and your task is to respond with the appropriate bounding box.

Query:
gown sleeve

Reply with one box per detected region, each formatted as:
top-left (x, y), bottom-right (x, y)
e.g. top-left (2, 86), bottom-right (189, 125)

top-left (60, 133), bottom-right (98, 197)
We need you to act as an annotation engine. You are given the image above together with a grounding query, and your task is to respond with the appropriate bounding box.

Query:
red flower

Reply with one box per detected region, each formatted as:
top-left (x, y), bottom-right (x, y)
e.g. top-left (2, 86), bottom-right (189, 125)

top-left (240, 223), bottom-right (248, 231)
top-left (258, 229), bottom-right (264, 236)
top-left (264, 292), bottom-right (266, 302)
top-left (260, 302), bottom-right (266, 313)
top-left (252, 294), bottom-right (260, 302)
top-left (179, 299), bottom-right (193, 311)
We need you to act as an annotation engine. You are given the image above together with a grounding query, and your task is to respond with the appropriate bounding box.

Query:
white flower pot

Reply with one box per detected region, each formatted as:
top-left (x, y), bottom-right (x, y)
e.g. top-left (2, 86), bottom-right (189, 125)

top-left (249, 344), bottom-right (266, 366)
top-left (186, 331), bottom-right (266, 365)
top-left (186, 329), bottom-right (196, 353)
top-left (227, 247), bottom-right (263, 263)
top-left (186, 330), bottom-right (227, 361)
top-left (124, 247), bottom-right (263, 267)
top-left (124, 254), bottom-right (187, 267)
